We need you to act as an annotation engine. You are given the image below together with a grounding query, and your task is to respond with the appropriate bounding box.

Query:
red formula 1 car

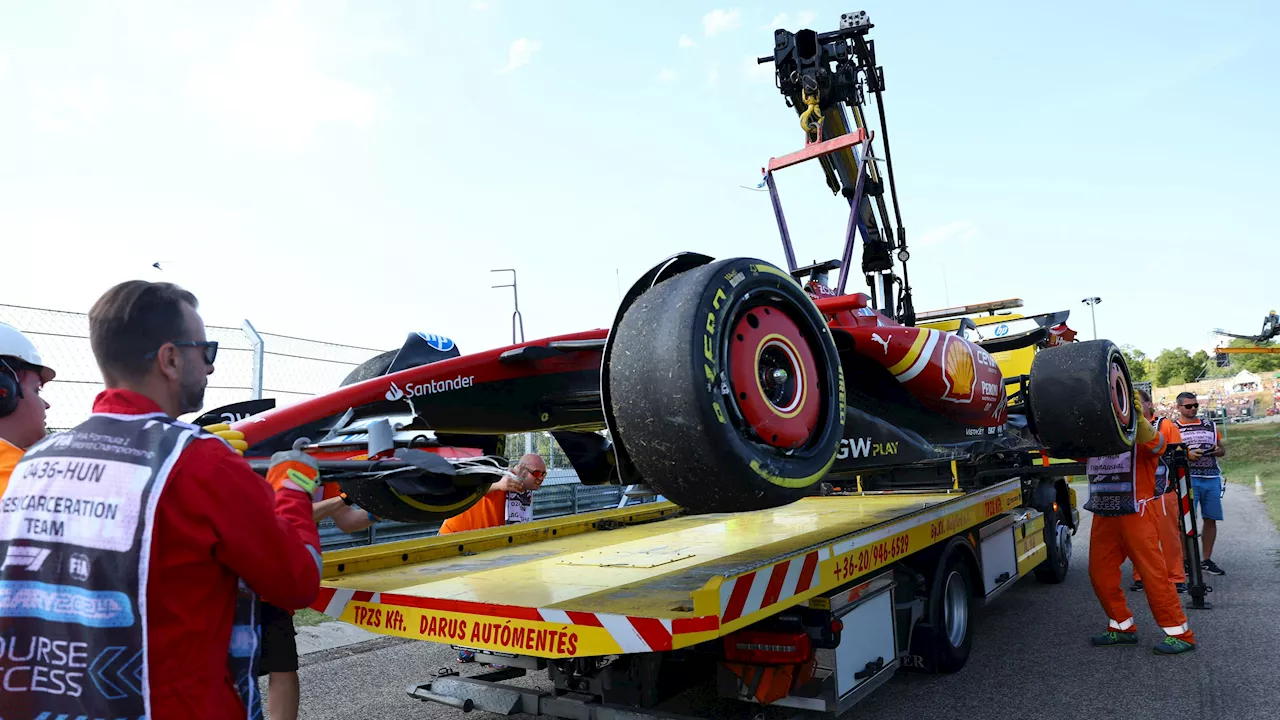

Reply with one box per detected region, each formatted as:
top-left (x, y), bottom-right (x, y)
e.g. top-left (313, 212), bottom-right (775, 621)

top-left (214, 16), bottom-right (1138, 522)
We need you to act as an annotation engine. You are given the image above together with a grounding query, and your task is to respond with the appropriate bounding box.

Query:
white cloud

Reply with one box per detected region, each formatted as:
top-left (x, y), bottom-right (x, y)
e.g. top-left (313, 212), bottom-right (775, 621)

top-left (707, 64), bottom-right (720, 86)
top-left (703, 9), bottom-right (742, 37)
top-left (500, 38), bottom-right (542, 73)
top-left (472, 0), bottom-right (492, 10)
top-left (918, 221), bottom-right (978, 246)
top-left (186, 1), bottom-right (379, 151)
top-left (767, 13), bottom-right (788, 29)
top-left (743, 55), bottom-right (774, 84)
top-left (657, 68), bottom-right (678, 83)
top-left (796, 10), bottom-right (816, 25)
top-left (678, 35), bottom-right (696, 49)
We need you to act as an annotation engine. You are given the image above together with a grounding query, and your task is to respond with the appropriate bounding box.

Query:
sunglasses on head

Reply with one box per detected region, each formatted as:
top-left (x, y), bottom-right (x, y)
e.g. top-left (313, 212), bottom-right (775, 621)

top-left (146, 340), bottom-right (219, 365)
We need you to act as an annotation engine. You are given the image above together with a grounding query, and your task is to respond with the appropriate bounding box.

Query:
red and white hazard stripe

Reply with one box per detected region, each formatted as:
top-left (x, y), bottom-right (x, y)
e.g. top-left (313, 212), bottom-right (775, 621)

top-left (719, 547), bottom-right (831, 625)
top-left (1177, 472), bottom-right (1195, 537)
top-left (314, 588), bottom-right (381, 616)
top-left (309, 587), bottom-right (718, 654)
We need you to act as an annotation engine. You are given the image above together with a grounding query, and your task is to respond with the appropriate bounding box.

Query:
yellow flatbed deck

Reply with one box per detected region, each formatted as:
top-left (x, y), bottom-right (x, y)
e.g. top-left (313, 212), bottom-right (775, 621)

top-left (311, 479), bottom-right (1024, 659)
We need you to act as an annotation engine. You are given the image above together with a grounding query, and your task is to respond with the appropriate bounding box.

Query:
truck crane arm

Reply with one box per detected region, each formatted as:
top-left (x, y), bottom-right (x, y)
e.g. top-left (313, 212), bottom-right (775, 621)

top-left (757, 11), bottom-right (915, 325)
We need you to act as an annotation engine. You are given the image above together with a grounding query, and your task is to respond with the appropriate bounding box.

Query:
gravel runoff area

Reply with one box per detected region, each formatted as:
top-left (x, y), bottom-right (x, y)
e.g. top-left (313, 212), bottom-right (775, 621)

top-left (276, 483), bottom-right (1280, 720)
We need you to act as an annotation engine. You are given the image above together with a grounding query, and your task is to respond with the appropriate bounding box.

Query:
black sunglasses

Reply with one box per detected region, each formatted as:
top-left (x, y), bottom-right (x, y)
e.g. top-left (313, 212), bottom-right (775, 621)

top-left (146, 340), bottom-right (219, 365)
top-left (1181, 403), bottom-right (1199, 410)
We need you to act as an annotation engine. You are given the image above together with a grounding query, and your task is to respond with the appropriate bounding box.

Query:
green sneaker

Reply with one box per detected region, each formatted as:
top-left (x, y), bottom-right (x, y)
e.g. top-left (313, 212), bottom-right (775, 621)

top-left (1091, 631), bottom-right (1139, 647)
top-left (1153, 636), bottom-right (1195, 655)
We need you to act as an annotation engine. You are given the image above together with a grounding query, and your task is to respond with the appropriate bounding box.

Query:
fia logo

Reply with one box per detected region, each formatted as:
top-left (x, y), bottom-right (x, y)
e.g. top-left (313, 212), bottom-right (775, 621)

top-left (417, 333), bottom-right (455, 352)
top-left (69, 553), bottom-right (91, 582)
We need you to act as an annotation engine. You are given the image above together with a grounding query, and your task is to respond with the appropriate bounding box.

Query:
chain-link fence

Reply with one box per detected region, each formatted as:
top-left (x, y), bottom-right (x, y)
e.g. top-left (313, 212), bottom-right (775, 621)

top-left (0, 304), bottom-right (581, 485)
top-left (0, 304), bottom-right (383, 431)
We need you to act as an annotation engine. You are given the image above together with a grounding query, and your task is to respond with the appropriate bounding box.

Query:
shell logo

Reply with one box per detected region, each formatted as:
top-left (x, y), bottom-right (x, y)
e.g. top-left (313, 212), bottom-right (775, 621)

top-left (942, 336), bottom-right (976, 403)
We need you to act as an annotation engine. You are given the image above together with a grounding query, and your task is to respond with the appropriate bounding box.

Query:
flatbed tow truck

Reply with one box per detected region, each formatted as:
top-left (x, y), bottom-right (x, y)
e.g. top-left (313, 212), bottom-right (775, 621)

top-left (296, 12), bottom-right (1104, 718)
top-left (315, 470), bottom-right (1077, 718)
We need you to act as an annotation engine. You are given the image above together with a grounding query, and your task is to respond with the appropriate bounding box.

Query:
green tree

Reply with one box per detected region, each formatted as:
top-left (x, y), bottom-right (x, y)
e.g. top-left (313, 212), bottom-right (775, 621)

top-left (1153, 347), bottom-right (1205, 386)
top-left (1188, 350), bottom-right (1209, 382)
top-left (1120, 344), bottom-right (1151, 382)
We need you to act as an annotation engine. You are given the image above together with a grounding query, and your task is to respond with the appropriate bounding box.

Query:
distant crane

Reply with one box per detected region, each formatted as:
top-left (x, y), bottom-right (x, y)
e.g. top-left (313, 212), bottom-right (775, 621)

top-left (1211, 309), bottom-right (1280, 367)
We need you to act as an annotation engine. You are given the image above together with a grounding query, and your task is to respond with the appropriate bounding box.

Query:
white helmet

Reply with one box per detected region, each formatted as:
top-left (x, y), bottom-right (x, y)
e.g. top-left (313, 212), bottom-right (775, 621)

top-left (0, 322), bottom-right (56, 383)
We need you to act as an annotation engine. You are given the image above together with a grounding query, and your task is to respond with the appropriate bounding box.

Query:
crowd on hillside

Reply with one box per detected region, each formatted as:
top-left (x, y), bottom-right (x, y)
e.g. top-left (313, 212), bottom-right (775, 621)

top-left (1153, 375), bottom-right (1280, 420)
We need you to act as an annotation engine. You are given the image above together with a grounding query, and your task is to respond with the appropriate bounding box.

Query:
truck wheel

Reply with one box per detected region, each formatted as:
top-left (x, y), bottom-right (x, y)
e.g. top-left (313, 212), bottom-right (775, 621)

top-left (1033, 504), bottom-right (1072, 584)
top-left (927, 551), bottom-right (974, 673)
top-left (1027, 340), bottom-right (1137, 457)
top-left (334, 352), bottom-right (493, 525)
top-left (608, 257), bottom-right (845, 513)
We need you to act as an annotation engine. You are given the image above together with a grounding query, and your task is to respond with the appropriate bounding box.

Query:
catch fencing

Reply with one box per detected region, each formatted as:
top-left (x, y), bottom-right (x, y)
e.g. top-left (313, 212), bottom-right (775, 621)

top-left (0, 303), bottom-right (386, 432)
top-left (0, 303), bottom-right (589, 487)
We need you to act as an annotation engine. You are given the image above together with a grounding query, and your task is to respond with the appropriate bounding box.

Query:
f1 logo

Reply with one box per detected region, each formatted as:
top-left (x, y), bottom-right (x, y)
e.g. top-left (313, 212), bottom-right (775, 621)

top-left (2, 546), bottom-right (53, 572)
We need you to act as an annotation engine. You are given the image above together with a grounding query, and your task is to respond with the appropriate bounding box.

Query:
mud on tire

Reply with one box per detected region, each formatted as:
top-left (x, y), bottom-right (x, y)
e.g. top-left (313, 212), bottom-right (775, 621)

top-left (607, 257), bottom-right (845, 513)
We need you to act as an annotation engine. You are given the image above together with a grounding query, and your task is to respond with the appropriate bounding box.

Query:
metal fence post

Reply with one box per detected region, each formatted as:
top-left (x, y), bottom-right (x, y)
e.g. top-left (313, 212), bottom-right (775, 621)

top-left (242, 319), bottom-right (265, 401)
top-left (571, 486), bottom-right (579, 514)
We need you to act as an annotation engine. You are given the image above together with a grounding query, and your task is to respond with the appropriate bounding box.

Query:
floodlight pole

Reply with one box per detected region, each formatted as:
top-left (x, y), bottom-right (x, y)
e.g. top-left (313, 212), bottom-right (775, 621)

top-left (492, 269), bottom-right (525, 345)
top-left (1082, 296), bottom-right (1102, 340)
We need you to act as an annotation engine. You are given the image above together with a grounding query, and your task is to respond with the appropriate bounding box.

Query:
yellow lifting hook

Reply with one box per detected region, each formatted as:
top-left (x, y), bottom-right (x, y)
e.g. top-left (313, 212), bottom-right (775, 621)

top-left (799, 90), bottom-right (824, 140)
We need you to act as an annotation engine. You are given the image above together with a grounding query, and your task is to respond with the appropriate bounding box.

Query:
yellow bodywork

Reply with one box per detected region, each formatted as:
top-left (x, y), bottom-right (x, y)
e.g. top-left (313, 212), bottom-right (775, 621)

top-left (320, 480), bottom-right (1028, 658)
top-left (918, 312), bottom-right (1036, 389)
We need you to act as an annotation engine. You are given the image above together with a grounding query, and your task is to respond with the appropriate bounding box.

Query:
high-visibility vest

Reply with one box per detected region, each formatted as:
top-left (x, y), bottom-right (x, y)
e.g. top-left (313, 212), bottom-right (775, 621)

top-left (0, 413), bottom-right (262, 719)
top-left (1174, 418), bottom-right (1220, 478)
top-left (1084, 447), bottom-right (1139, 516)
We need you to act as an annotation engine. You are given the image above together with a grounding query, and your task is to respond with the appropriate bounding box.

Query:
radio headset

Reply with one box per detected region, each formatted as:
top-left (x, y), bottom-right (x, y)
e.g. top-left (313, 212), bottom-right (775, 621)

top-left (0, 359), bottom-right (23, 418)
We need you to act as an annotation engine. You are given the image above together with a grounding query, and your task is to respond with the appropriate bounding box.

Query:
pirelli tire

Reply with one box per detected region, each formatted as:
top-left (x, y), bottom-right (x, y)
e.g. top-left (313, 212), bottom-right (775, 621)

top-left (1027, 339), bottom-right (1137, 458)
top-left (607, 257), bottom-right (845, 514)
top-left (333, 351), bottom-right (494, 525)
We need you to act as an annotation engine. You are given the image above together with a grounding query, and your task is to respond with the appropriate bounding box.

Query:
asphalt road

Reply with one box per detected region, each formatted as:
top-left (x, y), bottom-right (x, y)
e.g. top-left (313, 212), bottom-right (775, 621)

top-left (284, 484), bottom-right (1280, 720)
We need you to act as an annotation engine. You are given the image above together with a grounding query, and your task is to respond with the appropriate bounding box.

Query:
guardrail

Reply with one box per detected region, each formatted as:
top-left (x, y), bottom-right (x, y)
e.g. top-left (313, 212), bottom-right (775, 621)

top-left (319, 483), bottom-right (645, 551)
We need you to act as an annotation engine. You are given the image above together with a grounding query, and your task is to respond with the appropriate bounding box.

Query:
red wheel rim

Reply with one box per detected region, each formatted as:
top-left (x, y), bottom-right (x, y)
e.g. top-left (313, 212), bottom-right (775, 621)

top-left (728, 305), bottom-right (821, 449)
top-left (1109, 360), bottom-right (1132, 427)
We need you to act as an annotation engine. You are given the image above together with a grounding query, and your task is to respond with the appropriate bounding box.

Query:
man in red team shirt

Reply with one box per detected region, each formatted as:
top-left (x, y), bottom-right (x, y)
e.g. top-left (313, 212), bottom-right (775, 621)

top-left (0, 281), bottom-right (323, 719)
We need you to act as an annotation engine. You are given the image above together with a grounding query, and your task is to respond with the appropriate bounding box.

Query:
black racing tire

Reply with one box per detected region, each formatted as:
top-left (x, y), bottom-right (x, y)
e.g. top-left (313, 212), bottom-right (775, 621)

top-left (1033, 503), bottom-right (1072, 584)
top-left (607, 257), bottom-right (845, 513)
top-left (340, 350), bottom-right (398, 386)
top-left (334, 351), bottom-right (493, 524)
top-left (927, 550), bottom-right (974, 673)
top-left (1027, 340), bottom-right (1137, 458)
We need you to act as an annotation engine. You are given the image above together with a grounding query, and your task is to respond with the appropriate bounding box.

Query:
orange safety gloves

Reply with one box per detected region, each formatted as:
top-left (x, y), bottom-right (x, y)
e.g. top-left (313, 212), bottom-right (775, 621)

top-left (266, 437), bottom-right (321, 495)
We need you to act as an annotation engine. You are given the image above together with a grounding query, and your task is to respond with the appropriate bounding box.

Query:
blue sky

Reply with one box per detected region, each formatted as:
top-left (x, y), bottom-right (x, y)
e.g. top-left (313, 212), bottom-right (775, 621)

top-left (1, 0), bottom-right (1275, 362)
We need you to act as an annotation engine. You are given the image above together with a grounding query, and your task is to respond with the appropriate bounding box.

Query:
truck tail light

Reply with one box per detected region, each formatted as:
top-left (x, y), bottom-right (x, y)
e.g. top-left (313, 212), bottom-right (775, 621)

top-left (723, 630), bottom-right (813, 665)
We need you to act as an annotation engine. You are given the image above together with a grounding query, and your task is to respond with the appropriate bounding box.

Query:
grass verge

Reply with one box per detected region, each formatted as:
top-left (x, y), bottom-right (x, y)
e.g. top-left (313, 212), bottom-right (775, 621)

top-left (292, 607), bottom-right (332, 628)
top-left (1219, 421), bottom-right (1280, 529)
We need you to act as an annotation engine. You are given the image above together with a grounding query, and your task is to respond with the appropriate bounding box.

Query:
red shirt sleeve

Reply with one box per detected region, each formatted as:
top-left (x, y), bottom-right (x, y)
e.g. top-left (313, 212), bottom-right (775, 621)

top-left (176, 437), bottom-right (322, 610)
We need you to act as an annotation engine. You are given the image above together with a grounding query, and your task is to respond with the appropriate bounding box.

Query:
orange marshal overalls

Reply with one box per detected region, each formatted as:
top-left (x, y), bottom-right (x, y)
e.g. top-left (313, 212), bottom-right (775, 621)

top-left (1086, 431), bottom-right (1195, 643)
top-left (1132, 418), bottom-right (1186, 585)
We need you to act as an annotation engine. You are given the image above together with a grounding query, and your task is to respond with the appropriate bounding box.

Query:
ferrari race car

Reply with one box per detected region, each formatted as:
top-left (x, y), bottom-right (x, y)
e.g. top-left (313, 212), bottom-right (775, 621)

top-left (215, 14), bottom-right (1140, 522)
